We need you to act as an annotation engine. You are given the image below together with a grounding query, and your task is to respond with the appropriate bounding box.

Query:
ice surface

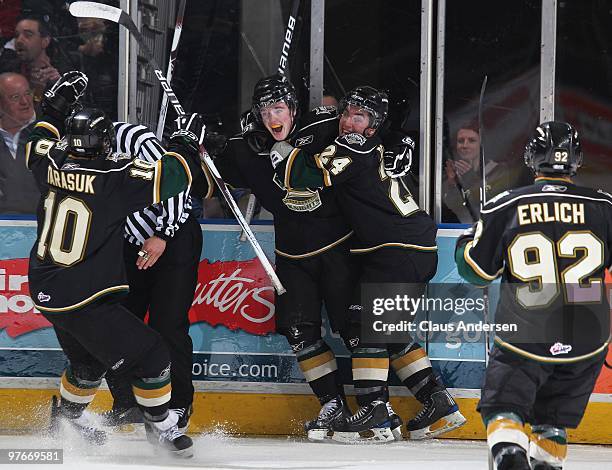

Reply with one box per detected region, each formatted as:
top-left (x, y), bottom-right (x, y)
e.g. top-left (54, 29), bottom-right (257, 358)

top-left (0, 431), bottom-right (610, 470)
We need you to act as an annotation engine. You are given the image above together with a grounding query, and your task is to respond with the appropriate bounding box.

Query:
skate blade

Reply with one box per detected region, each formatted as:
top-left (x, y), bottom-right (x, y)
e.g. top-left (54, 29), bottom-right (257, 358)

top-left (113, 423), bottom-right (142, 434)
top-left (307, 428), bottom-right (333, 441)
top-left (151, 445), bottom-right (194, 459)
top-left (407, 410), bottom-right (467, 440)
top-left (391, 425), bottom-right (403, 441)
top-left (172, 447), bottom-right (194, 459)
top-left (332, 427), bottom-right (395, 444)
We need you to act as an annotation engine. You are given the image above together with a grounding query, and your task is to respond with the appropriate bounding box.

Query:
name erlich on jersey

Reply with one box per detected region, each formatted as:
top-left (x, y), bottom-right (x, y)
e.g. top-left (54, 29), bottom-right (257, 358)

top-left (47, 166), bottom-right (96, 194)
top-left (517, 201), bottom-right (585, 225)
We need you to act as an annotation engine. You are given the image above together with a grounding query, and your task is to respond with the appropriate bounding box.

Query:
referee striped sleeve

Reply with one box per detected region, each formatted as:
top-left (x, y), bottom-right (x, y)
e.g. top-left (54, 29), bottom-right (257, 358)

top-left (114, 122), bottom-right (191, 246)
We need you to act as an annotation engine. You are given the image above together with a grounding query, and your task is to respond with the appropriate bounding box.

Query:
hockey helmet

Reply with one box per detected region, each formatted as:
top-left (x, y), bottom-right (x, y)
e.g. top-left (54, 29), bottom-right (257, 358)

top-left (251, 74), bottom-right (298, 122)
top-left (524, 121), bottom-right (582, 176)
top-left (66, 108), bottom-right (116, 158)
top-left (339, 86), bottom-right (389, 131)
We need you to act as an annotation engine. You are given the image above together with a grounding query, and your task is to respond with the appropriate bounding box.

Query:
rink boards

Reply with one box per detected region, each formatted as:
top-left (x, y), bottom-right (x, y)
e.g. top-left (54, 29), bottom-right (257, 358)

top-left (0, 220), bottom-right (610, 443)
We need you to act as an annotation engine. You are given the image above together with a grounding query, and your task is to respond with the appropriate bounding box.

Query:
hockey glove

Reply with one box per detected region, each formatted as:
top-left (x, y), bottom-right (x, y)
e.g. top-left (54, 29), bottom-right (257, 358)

top-left (384, 135), bottom-right (414, 178)
top-left (170, 113), bottom-right (206, 155)
top-left (270, 141), bottom-right (295, 169)
top-left (42, 71), bottom-right (88, 121)
top-left (241, 110), bottom-right (271, 154)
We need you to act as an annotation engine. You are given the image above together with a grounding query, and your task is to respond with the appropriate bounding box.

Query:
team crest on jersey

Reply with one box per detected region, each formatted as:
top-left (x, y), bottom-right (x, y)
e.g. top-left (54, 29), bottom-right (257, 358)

top-left (542, 184), bottom-right (567, 192)
top-left (313, 105), bottom-right (336, 115)
top-left (37, 292), bottom-right (51, 303)
top-left (294, 135), bottom-right (313, 147)
top-left (550, 342), bottom-right (572, 356)
top-left (106, 152), bottom-right (131, 162)
top-left (283, 188), bottom-right (322, 212)
top-left (343, 133), bottom-right (366, 146)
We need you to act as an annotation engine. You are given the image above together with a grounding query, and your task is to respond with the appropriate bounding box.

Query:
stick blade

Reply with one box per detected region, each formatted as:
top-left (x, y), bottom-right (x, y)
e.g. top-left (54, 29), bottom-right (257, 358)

top-left (69, 1), bottom-right (123, 23)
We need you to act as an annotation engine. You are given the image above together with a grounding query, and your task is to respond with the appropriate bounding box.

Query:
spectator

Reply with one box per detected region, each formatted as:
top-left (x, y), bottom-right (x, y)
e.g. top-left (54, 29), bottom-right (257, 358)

top-left (321, 94), bottom-right (339, 108)
top-left (442, 124), bottom-right (509, 222)
top-left (71, 17), bottom-right (118, 119)
top-left (0, 72), bottom-right (39, 214)
top-left (13, 15), bottom-right (64, 108)
top-left (0, 0), bottom-right (21, 42)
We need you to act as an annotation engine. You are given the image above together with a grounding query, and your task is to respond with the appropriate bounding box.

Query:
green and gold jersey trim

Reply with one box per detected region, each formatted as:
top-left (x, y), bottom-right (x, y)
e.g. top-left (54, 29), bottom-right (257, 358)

top-left (495, 335), bottom-right (610, 364)
top-left (158, 151), bottom-right (192, 203)
top-left (35, 121), bottom-right (60, 139)
top-left (462, 240), bottom-right (503, 281)
top-left (313, 152), bottom-right (332, 187)
top-left (284, 147), bottom-right (303, 189)
top-left (534, 176), bottom-right (573, 184)
top-left (34, 285), bottom-right (129, 313)
top-left (153, 159), bottom-right (163, 203)
top-left (274, 231), bottom-right (353, 259)
top-left (350, 242), bottom-right (438, 254)
top-left (26, 121), bottom-right (61, 169)
top-left (282, 148), bottom-right (326, 189)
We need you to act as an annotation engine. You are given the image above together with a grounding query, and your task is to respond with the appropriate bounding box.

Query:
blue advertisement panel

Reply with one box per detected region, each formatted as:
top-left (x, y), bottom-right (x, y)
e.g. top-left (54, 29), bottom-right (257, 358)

top-left (0, 220), bottom-right (485, 390)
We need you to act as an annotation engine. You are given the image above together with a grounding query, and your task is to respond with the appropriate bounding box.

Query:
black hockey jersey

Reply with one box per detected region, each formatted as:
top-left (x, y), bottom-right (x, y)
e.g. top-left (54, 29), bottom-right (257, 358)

top-left (26, 118), bottom-right (199, 313)
top-left (216, 106), bottom-right (352, 258)
top-left (275, 127), bottom-right (437, 253)
top-left (456, 177), bottom-right (612, 362)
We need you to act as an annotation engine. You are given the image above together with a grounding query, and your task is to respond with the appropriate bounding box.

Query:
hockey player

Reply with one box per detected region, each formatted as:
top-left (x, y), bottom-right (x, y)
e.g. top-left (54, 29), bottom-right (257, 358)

top-left (455, 121), bottom-right (610, 470)
top-left (215, 74), bottom-right (362, 441)
top-left (269, 85), bottom-right (466, 442)
top-left (26, 71), bottom-right (208, 457)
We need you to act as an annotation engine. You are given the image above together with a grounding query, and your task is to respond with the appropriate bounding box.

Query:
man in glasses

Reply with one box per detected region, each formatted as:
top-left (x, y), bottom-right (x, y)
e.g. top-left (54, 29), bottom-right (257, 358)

top-left (0, 72), bottom-right (39, 213)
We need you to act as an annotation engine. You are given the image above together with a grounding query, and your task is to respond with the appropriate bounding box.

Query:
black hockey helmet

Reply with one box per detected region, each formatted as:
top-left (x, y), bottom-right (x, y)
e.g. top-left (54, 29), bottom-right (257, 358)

top-left (524, 121), bottom-right (582, 176)
top-left (251, 74), bottom-right (298, 122)
top-left (339, 86), bottom-right (389, 132)
top-left (66, 108), bottom-right (116, 158)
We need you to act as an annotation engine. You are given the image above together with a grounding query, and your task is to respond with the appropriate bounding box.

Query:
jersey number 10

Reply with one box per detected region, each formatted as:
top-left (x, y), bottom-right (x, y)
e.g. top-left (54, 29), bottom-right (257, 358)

top-left (36, 191), bottom-right (92, 266)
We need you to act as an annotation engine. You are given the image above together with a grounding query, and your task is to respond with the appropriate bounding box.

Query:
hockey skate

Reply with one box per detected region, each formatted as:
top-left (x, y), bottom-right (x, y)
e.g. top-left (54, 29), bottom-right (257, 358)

top-left (101, 406), bottom-right (144, 427)
top-left (144, 410), bottom-right (193, 458)
top-left (406, 389), bottom-right (466, 439)
top-left (172, 405), bottom-right (193, 433)
top-left (331, 399), bottom-right (395, 444)
top-left (49, 395), bottom-right (107, 445)
top-left (304, 395), bottom-right (351, 441)
top-left (494, 445), bottom-right (531, 470)
top-left (530, 462), bottom-right (561, 470)
top-left (386, 401), bottom-right (403, 441)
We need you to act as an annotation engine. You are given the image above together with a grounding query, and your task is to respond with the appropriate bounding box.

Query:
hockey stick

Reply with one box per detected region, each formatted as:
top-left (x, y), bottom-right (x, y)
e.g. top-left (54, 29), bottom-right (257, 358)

top-left (240, 193), bottom-right (257, 242)
top-left (277, 0), bottom-right (301, 76)
top-left (479, 76), bottom-right (489, 211)
top-left (239, 0), bottom-right (301, 241)
top-left (478, 75), bottom-right (494, 470)
top-left (155, 0), bottom-right (187, 139)
top-left (69, 1), bottom-right (286, 295)
top-left (478, 75), bottom-right (491, 366)
top-left (477, 76), bottom-right (491, 366)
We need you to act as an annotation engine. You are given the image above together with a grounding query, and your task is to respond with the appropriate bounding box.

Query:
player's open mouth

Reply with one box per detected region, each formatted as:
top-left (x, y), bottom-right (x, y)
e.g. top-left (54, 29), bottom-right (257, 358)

top-left (271, 124), bottom-right (283, 135)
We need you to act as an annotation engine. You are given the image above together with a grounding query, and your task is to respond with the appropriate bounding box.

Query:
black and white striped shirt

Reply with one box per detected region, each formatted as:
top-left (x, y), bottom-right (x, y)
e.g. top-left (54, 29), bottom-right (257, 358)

top-left (114, 122), bottom-right (191, 245)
